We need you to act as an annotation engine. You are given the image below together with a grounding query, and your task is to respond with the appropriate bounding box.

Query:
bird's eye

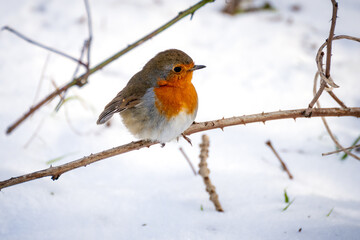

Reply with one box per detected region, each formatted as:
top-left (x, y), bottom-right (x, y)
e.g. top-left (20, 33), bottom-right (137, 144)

top-left (173, 66), bottom-right (182, 73)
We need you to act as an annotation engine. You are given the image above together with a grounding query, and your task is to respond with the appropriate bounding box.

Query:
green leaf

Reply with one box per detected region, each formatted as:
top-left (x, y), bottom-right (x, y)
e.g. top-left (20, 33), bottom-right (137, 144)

top-left (282, 199), bottom-right (295, 211)
top-left (200, 205), bottom-right (204, 211)
top-left (326, 208), bottom-right (334, 217)
top-left (284, 189), bottom-right (289, 203)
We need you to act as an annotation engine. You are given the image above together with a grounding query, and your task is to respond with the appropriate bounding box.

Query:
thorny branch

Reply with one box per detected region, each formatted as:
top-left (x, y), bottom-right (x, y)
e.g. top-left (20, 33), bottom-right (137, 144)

top-left (0, 107), bottom-right (359, 190)
top-left (301, 0), bottom-right (360, 161)
top-left (304, 0), bottom-right (339, 117)
top-left (198, 135), bottom-right (224, 212)
top-left (5, 0), bottom-right (214, 135)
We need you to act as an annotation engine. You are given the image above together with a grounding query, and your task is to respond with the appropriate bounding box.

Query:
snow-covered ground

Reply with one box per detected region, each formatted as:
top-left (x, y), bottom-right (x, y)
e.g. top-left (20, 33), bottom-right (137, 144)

top-left (1, 0), bottom-right (359, 239)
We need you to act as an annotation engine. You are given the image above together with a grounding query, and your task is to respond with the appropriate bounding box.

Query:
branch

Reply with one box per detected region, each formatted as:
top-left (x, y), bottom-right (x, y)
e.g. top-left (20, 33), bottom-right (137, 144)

top-left (304, 35), bottom-right (360, 116)
top-left (325, 0), bottom-right (338, 79)
top-left (312, 73), bottom-right (360, 161)
top-left (0, 107), bottom-right (359, 190)
top-left (265, 140), bottom-right (293, 180)
top-left (322, 144), bottom-right (360, 156)
top-left (5, 0), bottom-right (214, 135)
top-left (198, 135), bottom-right (224, 212)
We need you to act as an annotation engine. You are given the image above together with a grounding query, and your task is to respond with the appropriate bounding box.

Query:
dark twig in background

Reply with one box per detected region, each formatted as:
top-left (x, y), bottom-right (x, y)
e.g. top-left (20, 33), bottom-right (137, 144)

top-left (5, 0), bottom-right (214, 135)
top-left (1, 26), bottom-right (88, 68)
top-left (33, 53), bottom-right (51, 104)
top-left (1, 107), bottom-right (358, 190)
top-left (56, 0), bottom-right (93, 111)
top-left (84, 0), bottom-right (93, 69)
top-left (265, 140), bottom-right (293, 180)
top-left (198, 135), bottom-right (224, 212)
top-left (179, 147), bottom-right (197, 176)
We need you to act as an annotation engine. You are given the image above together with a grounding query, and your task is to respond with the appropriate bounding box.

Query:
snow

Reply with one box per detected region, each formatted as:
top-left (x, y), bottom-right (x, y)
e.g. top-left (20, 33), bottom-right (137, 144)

top-left (1, 0), bottom-right (360, 239)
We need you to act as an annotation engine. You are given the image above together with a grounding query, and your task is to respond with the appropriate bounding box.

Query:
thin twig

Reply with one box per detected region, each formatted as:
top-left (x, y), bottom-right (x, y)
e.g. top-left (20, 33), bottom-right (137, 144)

top-left (1, 26), bottom-right (88, 68)
top-left (265, 140), bottom-right (293, 180)
top-left (325, 0), bottom-right (338, 79)
top-left (312, 73), bottom-right (360, 161)
top-left (5, 0), bottom-right (215, 135)
top-left (327, 90), bottom-right (347, 108)
top-left (304, 0), bottom-right (340, 118)
top-left (55, 40), bottom-right (88, 112)
top-left (55, 0), bottom-right (93, 111)
top-left (84, 0), bottom-right (93, 69)
top-left (33, 53), bottom-right (51, 104)
top-left (1, 107), bottom-right (359, 190)
top-left (322, 144), bottom-right (360, 156)
top-left (179, 147), bottom-right (197, 175)
top-left (304, 34), bottom-right (360, 117)
top-left (198, 135), bottom-right (224, 212)
top-left (303, 1), bottom-right (358, 117)
top-left (23, 116), bottom-right (47, 149)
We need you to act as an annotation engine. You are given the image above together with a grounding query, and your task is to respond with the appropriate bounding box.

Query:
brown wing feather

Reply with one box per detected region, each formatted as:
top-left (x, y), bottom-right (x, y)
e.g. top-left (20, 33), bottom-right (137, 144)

top-left (97, 67), bottom-right (156, 125)
top-left (96, 92), bottom-right (141, 125)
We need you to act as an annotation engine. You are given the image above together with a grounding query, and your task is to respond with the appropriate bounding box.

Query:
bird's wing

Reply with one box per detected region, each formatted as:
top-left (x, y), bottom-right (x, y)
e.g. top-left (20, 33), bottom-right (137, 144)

top-left (96, 92), bottom-right (141, 125)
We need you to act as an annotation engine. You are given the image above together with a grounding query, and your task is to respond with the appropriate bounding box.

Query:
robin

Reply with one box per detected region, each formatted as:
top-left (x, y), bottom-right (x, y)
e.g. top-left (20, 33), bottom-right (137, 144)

top-left (97, 49), bottom-right (205, 143)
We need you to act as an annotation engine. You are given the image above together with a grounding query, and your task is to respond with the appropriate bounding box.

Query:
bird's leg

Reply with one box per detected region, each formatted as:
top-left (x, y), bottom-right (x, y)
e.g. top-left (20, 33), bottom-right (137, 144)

top-left (182, 133), bottom-right (192, 146)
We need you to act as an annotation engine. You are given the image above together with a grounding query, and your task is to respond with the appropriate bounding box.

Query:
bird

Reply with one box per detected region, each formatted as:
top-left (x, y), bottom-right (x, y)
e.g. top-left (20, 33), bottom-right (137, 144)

top-left (97, 49), bottom-right (205, 143)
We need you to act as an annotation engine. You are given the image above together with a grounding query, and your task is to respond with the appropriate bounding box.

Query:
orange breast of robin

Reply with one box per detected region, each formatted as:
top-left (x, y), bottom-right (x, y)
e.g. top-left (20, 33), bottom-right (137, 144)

top-left (154, 71), bottom-right (198, 119)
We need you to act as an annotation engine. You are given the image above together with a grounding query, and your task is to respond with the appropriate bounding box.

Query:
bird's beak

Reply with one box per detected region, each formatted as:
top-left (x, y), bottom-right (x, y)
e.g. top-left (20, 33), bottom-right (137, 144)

top-left (190, 65), bottom-right (206, 71)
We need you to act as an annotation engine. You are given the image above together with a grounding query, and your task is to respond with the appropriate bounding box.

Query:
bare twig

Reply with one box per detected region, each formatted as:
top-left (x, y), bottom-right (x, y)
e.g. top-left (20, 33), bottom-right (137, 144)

top-left (325, 0), bottom-right (338, 79)
top-left (84, 0), bottom-right (93, 68)
top-left (304, 53), bottom-right (326, 117)
top-left (304, 34), bottom-right (360, 117)
top-left (319, 116), bottom-right (360, 161)
top-left (265, 140), bottom-right (293, 180)
top-left (304, 0), bottom-right (356, 117)
top-left (1, 107), bottom-right (359, 190)
top-left (312, 74), bottom-right (360, 161)
top-left (327, 90), bottom-right (347, 109)
top-left (5, 0), bottom-right (215, 135)
top-left (55, 0), bottom-right (93, 111)
top-left (55, 40), bottom-right (88, 112)
top-left (33, 53), bottom-right (51, 104)
top-left (179, 147), bottom-right (197, 175)
top-left (198, 135), bottom-right (223, 212)
top-left (322, 144), bottom-right (360, 156)
top-left (1, 26), bottom-right (88, 68)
